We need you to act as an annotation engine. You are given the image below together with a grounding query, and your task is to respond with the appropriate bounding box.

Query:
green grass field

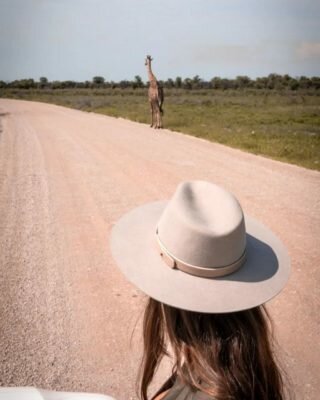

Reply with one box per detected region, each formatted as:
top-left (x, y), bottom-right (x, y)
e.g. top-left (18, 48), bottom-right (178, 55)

top-left (1, 88), bottom-right (319, 170)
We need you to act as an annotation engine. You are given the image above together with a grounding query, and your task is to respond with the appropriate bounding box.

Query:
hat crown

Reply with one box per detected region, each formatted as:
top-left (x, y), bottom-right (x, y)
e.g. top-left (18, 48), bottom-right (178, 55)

top-left (157, 181), bottom-right (246, 269)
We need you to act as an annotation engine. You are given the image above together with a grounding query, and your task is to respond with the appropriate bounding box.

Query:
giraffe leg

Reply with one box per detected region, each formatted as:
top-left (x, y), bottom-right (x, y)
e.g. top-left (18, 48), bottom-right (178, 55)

top-left (154, 108), bottom-right (158, 129)
top-left (153, 103), bottom-right (157, 128)
top-left (154, 109), bottom-right (158, 129)
top-left (159, 110), bottom-right (163, 129)
top-left (150, 104), bottom-right (154, 127)
top-left (155, 105), bottom-right (160, 129)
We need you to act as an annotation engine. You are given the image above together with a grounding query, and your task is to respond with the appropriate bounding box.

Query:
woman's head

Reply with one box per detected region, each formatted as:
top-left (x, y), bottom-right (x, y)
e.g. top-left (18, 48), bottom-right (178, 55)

top-left (140, 297), bottom-right (285, 400)
top-left (111, 182), bottom-right (290, 399)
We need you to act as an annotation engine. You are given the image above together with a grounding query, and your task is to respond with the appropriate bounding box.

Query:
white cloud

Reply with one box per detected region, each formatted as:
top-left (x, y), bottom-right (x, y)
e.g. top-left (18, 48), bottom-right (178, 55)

top-left (297, 42), bottom-right (320, 59)
top-left (191, 45), bottom-right (255, 65)
top-left (186, 41), bottom-right (290, 67)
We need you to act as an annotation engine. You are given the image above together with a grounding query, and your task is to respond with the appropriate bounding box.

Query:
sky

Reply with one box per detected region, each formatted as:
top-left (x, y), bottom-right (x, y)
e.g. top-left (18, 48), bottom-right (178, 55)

top-left (0, 0), bottom-right (320, 82)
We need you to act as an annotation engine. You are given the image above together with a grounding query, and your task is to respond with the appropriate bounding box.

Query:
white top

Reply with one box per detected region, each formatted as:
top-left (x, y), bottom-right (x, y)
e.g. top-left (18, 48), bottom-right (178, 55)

top-left (0, 387), bottom-right (115, 400)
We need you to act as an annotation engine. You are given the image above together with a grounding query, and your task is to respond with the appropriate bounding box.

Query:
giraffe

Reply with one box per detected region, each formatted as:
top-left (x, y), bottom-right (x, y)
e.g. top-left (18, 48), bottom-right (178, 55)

top-left (145, 55), bottom-right (164, 129)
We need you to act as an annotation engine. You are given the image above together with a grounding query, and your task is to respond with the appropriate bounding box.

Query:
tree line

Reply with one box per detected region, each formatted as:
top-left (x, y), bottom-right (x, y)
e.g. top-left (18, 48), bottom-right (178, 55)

top-left (1, 74), bottom-right (319, 90)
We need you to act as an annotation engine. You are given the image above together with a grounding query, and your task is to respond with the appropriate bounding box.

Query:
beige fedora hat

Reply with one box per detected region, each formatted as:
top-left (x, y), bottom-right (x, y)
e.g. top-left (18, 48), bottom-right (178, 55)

top-left (110, 181), bottom-right (290, 313)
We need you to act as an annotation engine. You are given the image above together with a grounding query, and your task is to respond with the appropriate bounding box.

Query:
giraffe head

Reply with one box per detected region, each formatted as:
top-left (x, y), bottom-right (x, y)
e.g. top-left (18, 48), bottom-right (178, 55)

top-left (145, 55), bottom-right (153, 66)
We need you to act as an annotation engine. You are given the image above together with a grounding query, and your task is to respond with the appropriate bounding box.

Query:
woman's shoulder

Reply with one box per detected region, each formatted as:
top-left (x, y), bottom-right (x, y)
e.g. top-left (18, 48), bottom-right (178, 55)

top-left (159, 380), bottom-right (214, 400)
top-left (153, 389), bottom-right (170, 400)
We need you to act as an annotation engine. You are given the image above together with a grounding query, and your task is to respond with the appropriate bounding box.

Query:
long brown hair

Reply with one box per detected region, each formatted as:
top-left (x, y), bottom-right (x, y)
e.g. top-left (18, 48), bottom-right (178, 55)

top-left (139, 297), bottom-right (287, 400)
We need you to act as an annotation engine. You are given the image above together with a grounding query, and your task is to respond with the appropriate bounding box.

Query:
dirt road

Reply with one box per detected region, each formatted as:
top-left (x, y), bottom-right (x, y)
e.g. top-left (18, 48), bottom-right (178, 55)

top-left (0, 99), bottom-right (319, 399)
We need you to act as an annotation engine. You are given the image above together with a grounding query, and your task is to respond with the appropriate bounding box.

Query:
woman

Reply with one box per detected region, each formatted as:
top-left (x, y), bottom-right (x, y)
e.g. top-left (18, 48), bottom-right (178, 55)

top-left (111, 181), bottom-right (291, 400)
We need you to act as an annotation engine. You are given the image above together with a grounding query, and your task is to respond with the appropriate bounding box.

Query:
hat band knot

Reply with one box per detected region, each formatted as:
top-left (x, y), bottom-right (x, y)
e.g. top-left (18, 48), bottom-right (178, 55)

top-left (156, 229), bottom-right (246, 278)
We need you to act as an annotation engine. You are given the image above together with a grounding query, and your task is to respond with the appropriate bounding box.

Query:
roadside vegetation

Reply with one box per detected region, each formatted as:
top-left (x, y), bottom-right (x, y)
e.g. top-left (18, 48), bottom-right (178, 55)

top-left (1, 74), bottom-right (319, 170)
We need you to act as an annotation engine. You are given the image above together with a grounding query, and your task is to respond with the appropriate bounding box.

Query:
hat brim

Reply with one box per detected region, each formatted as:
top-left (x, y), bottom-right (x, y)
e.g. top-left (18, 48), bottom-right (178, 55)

top-left (110, 201), bottom-right (290, 313)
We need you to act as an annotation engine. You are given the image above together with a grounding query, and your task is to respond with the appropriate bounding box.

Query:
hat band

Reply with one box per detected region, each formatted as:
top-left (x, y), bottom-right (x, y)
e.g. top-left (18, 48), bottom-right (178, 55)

top-left (156, 230), bottom-right (246, 278)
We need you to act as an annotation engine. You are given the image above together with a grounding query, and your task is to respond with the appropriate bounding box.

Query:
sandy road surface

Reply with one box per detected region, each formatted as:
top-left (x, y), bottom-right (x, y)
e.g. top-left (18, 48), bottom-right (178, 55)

top-left (0, 99), bottom-right (319, 399)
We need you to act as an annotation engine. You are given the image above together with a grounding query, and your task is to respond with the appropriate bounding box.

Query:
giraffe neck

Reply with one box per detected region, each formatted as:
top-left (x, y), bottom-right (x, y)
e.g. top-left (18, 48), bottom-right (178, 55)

top-left (147, 63), bottom-right (156, 82)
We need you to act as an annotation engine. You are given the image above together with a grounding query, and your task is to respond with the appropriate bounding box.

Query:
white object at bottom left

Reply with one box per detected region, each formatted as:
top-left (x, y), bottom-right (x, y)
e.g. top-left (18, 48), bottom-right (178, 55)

top-left (0, 387), bottom-right (116, 400)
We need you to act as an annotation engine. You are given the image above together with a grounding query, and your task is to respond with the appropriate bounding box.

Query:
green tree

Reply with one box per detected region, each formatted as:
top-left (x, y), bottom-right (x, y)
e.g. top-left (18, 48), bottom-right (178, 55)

top-left (266, 73), bottom-right (283, 90)
top-left (211, 77), bottom-right (222, 89)
top-left (220, 78), bottom-right (232, 90)
top-left (299, 76), bottom-right (312, 89)
top-left (39, 76), bottom-right (48, 88)
top-left (255, 77), bottom-right (268, 89)
top-left (310, 76), bottom-right (320, 89)
top-left (119, 80), bottom-right (130, 89)
top-left (165, 78), bottom-right (174, 88)
top-left (289, 79), bottom-right (299, 90)
top-left (183, 78), bottom-right (192, 89)
top-left (175, 76), bottom-right (182, 88)
top-left (192, 75), bottom-right (202, 89)
top-left (13, 79), bottom-right (36, 89)
top-left (133, 75), bottom-right (144, 88)
top-left (51, 81), bottom-right (62, 89)
top-left (64, 80), bottom-right (77, 88)
top-left (235, 75), bottom-right (251, 89)
top-left (92, 76), bottom-right (105, 86)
